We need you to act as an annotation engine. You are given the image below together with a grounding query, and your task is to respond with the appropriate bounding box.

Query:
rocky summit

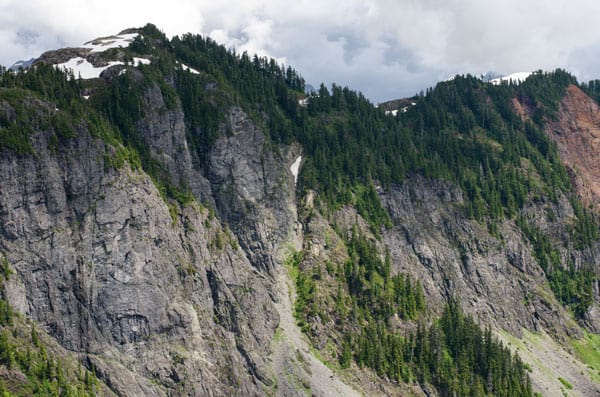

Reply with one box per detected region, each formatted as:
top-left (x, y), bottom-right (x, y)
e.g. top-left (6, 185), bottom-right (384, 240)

top-left (0, 24), bottom-right (599, 396)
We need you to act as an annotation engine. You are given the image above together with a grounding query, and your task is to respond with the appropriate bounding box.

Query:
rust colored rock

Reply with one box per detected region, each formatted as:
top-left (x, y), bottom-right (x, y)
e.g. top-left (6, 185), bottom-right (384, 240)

top-left (545, 85), bottom-right (600, 208)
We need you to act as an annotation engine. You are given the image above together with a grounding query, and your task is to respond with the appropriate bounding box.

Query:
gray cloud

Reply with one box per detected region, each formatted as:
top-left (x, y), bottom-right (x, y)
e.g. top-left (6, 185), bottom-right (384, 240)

top-left (2, 0), bottom-right (600, 102)
top-left (14, 29), bottom-right (39, 47)
top-left (326, 30), bottom-right (370, 64)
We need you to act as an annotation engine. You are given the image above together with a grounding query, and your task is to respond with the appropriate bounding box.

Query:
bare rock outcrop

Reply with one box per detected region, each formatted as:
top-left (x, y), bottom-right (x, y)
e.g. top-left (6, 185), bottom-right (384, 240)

top-left (544, 84), bottom-right (600, 207)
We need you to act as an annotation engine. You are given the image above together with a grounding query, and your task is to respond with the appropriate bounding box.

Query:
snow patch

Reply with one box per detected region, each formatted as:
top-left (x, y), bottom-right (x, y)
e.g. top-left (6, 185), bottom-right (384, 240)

top-left (384, 102), bottom-right (415, 116)
top-left (181, 64), bottom-right (200, 74)
top-left (84, 33), bottom-right (139, 53)
top-left (133, 57), bottom-right (151, 66)
top-left (54, 55), bottom-right (149, 80)
top-left (55, 57), bottom-right (122, 79)
top-left (489, 72), bottom-right (532, 85)
top-left (290, 156), bottom-right (302, 185)
top-left (298, 97), bottom-right (309, 107)
top-left (82, 95), bottom-right (90, 100)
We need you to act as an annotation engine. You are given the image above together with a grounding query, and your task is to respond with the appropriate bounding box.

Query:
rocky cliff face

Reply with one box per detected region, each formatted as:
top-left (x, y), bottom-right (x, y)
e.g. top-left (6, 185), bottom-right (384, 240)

top-left (380, 178), bottom-right (564, 334)
top-left (379, 178), bottom-right (599, 395)
top-left (0, 87), bottom-right (303, 395)
top-left (207, 106), bottom-right (303, 273)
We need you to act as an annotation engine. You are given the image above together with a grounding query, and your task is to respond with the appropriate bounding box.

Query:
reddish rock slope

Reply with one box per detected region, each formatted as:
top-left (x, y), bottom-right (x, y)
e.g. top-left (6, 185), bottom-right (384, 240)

top-left (544, 85), bottom-right (600, 208)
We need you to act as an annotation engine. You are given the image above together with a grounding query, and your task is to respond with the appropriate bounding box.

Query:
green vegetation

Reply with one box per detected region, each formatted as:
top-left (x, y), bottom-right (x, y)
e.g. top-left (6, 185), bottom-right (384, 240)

top-left (0, 326), bottom-right (99, 396)
top-left (570, 198), bottom-right (600, 249)
top-left (348, 297), bottom-right (531, 396)
top-left (89, 61), bottom-right (195, 206)
top-left (339, 238), bottom-right (531, 395)
top-left (401, 72), bottom-right (572, 220)
top-left (342, 231), bottom-right (425, 321)
top-left (517, 216), bottom-right (595, 318)
top-left (0, 40), bottom-right (192, 208)
top-left (0, 63), bottom-right (102, 155)
top-left (0, 26), bottom-right (593, 231)
top-left (292, 233), bottom-right (531, 396)
top-left (161, 37), bottom-right (583, 238)
top-left (285, 250), bottom-right (313, 333)
top-left (571, 332), bottom-right (600, 382)
top-left (558, 377), bottom-right (573, 390)
top-left (0, 257), bottom-right (13, 327)
top-left (580, 79), bottom-right (600, 104)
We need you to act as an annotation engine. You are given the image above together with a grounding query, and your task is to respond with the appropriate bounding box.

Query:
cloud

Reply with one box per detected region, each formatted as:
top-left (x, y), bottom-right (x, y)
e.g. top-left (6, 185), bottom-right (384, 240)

top-left (3, 0), bottom-right (600, 102)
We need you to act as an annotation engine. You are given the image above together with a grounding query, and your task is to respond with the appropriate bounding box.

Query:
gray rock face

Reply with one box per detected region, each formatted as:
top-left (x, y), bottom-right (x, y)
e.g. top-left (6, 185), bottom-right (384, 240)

top-left (135, 84), bottom-right (214, 205)
top-left (0, 92), bottom-right (299, 395)
top-left (379, 176), bottom-right (587, 337)
top-left (208, 106), bottom-right (301, 273)
top-left (135, 87), bottom-right (301, 274)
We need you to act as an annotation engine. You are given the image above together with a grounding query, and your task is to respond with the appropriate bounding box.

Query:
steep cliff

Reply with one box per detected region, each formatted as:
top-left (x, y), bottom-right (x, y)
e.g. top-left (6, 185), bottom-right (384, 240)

top-left (0, 74), bottom-right (353, 395)
top-left (0, 94), bottom-right (281, 395)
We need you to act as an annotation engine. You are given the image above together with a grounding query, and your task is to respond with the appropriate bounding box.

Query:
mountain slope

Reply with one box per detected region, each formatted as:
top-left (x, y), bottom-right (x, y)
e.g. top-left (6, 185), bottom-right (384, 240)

top-left (0, 24), bottom-right (599, 396)
top-left (542, 84), bottom-right (600, 208)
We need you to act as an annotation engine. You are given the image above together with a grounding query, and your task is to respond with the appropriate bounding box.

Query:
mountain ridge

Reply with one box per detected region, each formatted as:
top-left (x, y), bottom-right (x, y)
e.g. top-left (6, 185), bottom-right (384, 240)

top-left (0, 23), bottom-right (599, 396)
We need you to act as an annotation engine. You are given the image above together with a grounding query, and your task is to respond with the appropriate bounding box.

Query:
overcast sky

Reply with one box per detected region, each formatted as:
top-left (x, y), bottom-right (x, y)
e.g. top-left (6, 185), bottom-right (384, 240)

top-left (2, 0), bottom-right (600, 102)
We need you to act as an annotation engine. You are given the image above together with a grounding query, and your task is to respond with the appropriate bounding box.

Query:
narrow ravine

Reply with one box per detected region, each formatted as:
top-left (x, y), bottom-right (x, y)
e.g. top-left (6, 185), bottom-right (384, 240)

top-left (271, 264), bottom-right (362, 397)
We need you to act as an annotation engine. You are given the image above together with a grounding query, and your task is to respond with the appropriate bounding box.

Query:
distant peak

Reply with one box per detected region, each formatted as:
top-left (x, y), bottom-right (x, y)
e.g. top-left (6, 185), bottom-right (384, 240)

top-left (488, 71), bottom-right (533, 85)
top-left (443, 71), bottom-right (534, 86)
top-left (118, 27), bottom-right (141, 35)
top-left (82, 32), bottom-right (139, 54)
top-left (8, 58), bottom-right (36, 71)
top-left (31, 29), bottom-right (149, 80)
